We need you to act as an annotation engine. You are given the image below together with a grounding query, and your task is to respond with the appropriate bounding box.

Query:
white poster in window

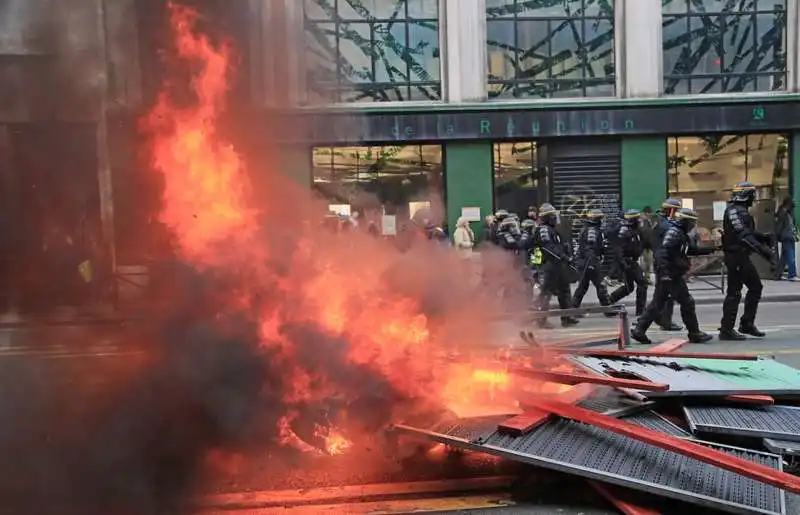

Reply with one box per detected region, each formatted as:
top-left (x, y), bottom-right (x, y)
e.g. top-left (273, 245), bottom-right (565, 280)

top-left (328, 204), bottom-right (351, 216)
top-left (461, 206), bottom-right (481, 222)
top-left (712, 201), bottom-right (727, 221)
top-left (681, 198), bottom-right (694, 210)
top-left (408, 201), bottom-right (430, 219)
top-left (381, 215), bottom-right (397, 236)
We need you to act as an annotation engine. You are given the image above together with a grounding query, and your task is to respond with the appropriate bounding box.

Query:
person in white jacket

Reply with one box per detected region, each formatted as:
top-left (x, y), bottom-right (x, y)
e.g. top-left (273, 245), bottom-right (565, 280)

top-left (453, 216), bottom-right (475, 257)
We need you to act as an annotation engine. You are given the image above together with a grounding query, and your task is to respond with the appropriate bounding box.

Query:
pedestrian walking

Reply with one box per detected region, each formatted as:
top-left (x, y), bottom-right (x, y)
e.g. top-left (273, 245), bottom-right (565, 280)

top-left (775, 197), bottom-right (797, 281)
top-left (632, 208), bottom-right (714, 345)
top-left (719, 181), bottom-right (775, 341)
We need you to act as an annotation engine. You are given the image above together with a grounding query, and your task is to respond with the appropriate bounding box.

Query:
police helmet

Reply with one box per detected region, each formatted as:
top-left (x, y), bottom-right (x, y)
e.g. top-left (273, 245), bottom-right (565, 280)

top-left (521, 218), bottom-right (536, 230)
top-left (622, 209), bottom-right (641, 226)
top-left (673, 207), bottom-right (698, 230)
top-left (494, 209), bottom-right (510, 221)
top-left (661, 198), bottom-right (682, 210)
top-left (538, 203), bottom-right (558, 226)
top-left (731, 181), bottom-right (756, 204)
top-left (623, 209), bottom-right (641, 219)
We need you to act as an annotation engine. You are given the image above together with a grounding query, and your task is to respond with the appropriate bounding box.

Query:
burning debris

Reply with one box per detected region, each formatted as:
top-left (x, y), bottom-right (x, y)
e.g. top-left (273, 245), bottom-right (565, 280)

top-left (0, 3), bottom-right (548, 515)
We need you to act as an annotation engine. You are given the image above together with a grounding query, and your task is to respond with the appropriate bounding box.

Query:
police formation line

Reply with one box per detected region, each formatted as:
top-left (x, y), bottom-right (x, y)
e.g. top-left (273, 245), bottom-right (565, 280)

top-left (485, 181), bottom-right (774, 344)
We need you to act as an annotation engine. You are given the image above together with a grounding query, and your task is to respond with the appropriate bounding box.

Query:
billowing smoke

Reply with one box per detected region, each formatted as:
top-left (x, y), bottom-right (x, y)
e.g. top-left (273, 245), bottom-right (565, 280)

top-left (0, 2), bottom-right (532, 514)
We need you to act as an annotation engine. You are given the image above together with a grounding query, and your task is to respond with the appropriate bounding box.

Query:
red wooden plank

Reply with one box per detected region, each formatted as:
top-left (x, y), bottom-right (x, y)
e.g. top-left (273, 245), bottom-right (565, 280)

top-left (512, 368), bottom-right (669, 392)
top-left (553, 349), bottom-right (759, 361)
top-left (589, 481), bottom-right (662, 515)
top-left (526, 399), bottom-right (800, 494)
top-left (496, 408), bottom-right (549, 436)
top-left (725, 394), bottom-right (775, 405)
top-left (498, 383), bottom-right (602, 436)
top-left (649, 338), bottom-right (687, 353)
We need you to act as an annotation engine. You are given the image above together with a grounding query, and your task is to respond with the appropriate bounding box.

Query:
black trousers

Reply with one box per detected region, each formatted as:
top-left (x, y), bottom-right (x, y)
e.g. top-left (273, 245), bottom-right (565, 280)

top-left (654, 271), bottom-right (676, 327)
top-left (537, 263), bottom-right (573, 322)
top-left (720, 253), bottom-right (763, 330)
top-left (608, 261), bottom-right (648, 316)
top-left (637, 277), bottom-right (700, 334)
top-left (573, 266), bottom-right (609, 307)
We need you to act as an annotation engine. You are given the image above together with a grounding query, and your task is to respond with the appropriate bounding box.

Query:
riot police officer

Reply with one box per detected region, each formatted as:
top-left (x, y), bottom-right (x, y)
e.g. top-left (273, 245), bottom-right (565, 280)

top-left (632, 208), bottom-right (713, 344)
top-left (532, 203), bottom-right (579, 328)
top-left (651, 199), bottom-right (683, 331)
top-left (719, 181), bottom-right (774, 340)
top-left (572, 209), bottom-right (610, 308)
top-left (608, 209), bottom-right (648, 316)
top-left (495, 215), bottom-right (522, 250)
top-left (488, 210), bottom-right (510, 245)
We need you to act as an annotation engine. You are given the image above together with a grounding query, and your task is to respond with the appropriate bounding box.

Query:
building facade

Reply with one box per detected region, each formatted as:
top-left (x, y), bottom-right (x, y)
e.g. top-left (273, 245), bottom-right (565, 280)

top-left (1, 0), bottom-right (799, 310)
top-left (278, 0), bottom-right (800, 239)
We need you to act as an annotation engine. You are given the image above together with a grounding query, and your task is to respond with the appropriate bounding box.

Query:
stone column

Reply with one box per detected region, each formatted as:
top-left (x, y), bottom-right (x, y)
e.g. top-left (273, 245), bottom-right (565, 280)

top-left (787, 0), bottom-right (800, 92)
top-left (619, 0), bottom-right (663, 97)
top-left (250, 0), bottom-right (307, 107)
top-left (442, 0), bottom-right (488, 103)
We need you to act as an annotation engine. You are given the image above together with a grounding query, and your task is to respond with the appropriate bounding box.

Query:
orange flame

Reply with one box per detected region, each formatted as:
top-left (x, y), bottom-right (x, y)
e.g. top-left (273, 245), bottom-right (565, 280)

top-left (142, 2), bottom-right (553, 457)
top-left (143, 2), bottom-right (254, 264)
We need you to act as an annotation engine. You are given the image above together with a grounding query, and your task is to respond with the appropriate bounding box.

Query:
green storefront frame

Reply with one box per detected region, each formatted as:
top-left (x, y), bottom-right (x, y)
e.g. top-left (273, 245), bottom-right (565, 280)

top-left (284, 94), bottom-right (800, 235)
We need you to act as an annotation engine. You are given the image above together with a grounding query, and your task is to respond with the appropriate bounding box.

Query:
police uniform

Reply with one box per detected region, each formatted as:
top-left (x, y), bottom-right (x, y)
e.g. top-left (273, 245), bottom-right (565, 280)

top-left (572, 209), bottom-right (610, 308)
top-left (532, 203), bottom-right (579, 328)
top-left (650, 199), bottom-right (683, 331)
top-left (719, 181), bottom-right (773, 340)
top-left (608, 209), bottom-right (648, 316)
top-left (632, 208), bottom-right (713, 344)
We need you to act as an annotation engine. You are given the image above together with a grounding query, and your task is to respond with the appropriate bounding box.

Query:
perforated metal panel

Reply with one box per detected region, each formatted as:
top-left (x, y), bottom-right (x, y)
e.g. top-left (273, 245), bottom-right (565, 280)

top-left (571, 356), bottom-right (800, 397)
top-left (576, 389), bottom-right (644, 415)
top-left (684, 405), bottom-right (800, 442)
top-left (396, 415), bottom-right (786, 515)
top-left (763, 438), bottom-right (800, 456)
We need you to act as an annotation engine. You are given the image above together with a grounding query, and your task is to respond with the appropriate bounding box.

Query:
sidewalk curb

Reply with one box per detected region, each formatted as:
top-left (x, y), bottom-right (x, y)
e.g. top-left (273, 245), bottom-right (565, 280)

top-left (694, 294), bottom-right (800, 306)
top-left (576, 294), bottom-right (800, 310)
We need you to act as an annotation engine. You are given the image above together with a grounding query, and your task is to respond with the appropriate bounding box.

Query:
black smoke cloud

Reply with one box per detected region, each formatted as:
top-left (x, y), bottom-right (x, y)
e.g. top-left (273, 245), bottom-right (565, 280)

top-left (0, 260), bottom-right (415, 515)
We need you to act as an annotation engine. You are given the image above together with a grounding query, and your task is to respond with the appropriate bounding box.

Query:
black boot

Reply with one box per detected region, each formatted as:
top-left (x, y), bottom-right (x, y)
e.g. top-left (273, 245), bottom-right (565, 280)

top-left (630, 327), bottom-right (652, 345)
top-left (688, 331), bottom-right (713, 344)
top-left (739, 324), bottom-right (766, 337)
top-left (719, 328), bottom-right (747, 341)
top-left (561, 316), bottom-right (579, 327)
top-left (659, 322), bottom-right (683, 331)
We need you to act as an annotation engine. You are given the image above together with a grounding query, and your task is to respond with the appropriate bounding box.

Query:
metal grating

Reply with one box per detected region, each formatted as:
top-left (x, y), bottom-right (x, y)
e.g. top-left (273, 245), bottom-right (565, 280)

top-left (395, 416), bottom-right (786, 515)
top-left (571, 356), bottom-right (800, 397)
top-left (576, 389), bottom-right (644, 415)
top-left (684, 405), bottom-right (800, 442)
top-left (763, 438), bottom-right (800, 456)
top-left (622, 410), bottom-right (691, 438)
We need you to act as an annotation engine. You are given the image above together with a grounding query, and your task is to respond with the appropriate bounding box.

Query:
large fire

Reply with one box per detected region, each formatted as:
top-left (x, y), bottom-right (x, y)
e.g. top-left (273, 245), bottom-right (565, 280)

top-left (141, 2), bottom-right (558, 461)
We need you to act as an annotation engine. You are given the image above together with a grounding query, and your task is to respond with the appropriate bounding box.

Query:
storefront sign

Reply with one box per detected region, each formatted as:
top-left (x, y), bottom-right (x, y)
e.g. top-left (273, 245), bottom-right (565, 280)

top-left (277, 101), bottom-right (800, 143)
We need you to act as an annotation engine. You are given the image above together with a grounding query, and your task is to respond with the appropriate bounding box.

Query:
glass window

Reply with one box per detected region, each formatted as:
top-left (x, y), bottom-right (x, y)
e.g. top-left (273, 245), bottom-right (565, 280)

top-left (493, 142), bottom-right (545, 215)
top-left (662, 0), bottom-right (787, 95)
top-left (667, 134), bottom-right (790, 233)
top-left (486, 0), bottom-right (615, 99)
top-left (312, 145), bottom-right (444, 230)
top-left (304, 0), bottom-right (441, 103)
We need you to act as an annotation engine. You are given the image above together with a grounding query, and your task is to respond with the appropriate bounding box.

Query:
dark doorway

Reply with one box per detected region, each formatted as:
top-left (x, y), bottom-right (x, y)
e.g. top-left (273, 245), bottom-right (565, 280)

top-left (2, 123), bottom-right (102, 314)
top-left (492, 141), bottom-right (547, 218)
